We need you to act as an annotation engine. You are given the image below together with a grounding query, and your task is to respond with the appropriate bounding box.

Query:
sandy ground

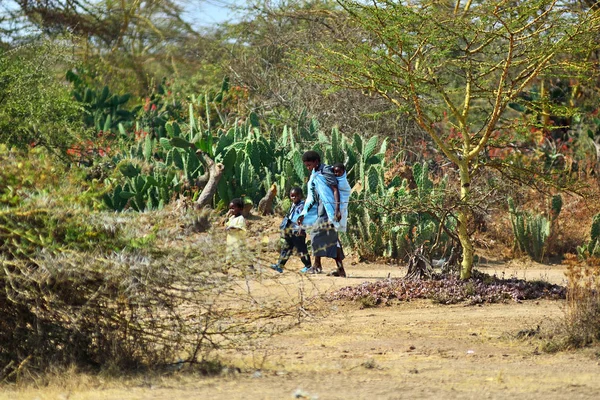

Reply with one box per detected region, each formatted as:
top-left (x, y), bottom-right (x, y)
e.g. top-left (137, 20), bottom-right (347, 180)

top-left (5, 257), bottom-right (600, 400)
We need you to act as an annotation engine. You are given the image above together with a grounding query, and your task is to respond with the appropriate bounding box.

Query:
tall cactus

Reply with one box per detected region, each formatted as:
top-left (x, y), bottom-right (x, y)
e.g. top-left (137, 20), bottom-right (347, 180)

top-left (508, 197), bottom-right (550, 261)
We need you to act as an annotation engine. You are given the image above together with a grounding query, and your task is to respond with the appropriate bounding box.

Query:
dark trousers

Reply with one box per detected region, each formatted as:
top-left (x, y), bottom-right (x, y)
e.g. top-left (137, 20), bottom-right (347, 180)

top-left (278, 234), bottom-right (311, 267)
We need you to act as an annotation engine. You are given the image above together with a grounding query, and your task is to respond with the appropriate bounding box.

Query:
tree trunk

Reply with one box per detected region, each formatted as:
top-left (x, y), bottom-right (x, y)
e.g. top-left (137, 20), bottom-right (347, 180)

top-left (195, 150), bottom-right (224, 209)
top-left (457, 162), bottom-right (474, 279)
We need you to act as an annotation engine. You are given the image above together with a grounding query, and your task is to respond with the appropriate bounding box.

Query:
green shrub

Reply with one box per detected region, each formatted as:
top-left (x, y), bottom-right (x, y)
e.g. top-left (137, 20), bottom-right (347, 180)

top-left (0, 40), bottom-right (84, 154)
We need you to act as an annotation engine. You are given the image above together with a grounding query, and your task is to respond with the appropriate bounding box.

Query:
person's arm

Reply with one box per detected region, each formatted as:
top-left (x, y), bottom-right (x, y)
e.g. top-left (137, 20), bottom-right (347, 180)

top-left (224, 210), bottom-right (232, 227)
top-left (331, 185), bottom-right (341, 221)
top-left (299, 179), bottom-right (316, 226)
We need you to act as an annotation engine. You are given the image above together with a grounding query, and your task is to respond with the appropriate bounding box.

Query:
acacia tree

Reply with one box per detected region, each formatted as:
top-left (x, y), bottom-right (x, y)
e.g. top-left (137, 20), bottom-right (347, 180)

top-left (6, 0), bottom-right (217, 94)
top-left (223, 0), bottom-right (425, 145)
top-left (301, 0), bottom-right (600, 279)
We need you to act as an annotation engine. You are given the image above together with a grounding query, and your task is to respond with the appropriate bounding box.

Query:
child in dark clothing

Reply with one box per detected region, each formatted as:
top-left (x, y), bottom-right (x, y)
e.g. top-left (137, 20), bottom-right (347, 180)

top-left (270, 187), bottom-right (312, 273)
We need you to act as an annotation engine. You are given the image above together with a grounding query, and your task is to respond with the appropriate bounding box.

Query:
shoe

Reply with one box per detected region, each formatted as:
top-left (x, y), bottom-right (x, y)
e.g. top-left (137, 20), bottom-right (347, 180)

top-left (300, 266), bottom-right (320, 274)
top-left (270, 264), bottom-right (284, 273)
top-left (327, 268), bottom-right (347, 277)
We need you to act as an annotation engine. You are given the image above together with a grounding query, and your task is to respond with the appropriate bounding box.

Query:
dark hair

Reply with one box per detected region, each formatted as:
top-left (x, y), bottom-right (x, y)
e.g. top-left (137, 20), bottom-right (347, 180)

top-left (302, 150), bottom-right (321, 163)
top-left (290, 186), bottom-right (303, 196)
top-left (332, 162), bottom-right (346, 172)
top-left (229, 198), bottom-right (244, 209)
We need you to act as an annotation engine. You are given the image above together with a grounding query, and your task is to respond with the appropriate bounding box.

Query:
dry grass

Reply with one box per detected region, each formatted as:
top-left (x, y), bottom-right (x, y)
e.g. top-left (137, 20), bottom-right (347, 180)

top-left (539, 254), bottom-right (600, 352)
top-left (562, 255), bottom-right (600, 347)
top-left (0, 204), bottom-right (324, 383)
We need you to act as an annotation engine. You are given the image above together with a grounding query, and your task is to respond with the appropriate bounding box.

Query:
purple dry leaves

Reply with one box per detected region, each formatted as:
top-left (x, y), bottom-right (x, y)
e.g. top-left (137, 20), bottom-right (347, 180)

top-left (329, 272), bottom-right (566, 306)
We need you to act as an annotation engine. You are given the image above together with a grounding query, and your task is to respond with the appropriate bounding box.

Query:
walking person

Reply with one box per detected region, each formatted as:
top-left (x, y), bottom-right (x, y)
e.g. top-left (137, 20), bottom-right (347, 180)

top-left (270, 187), bottom-right (312, 273)
top-left (297, 151), bottom-right (346, 277)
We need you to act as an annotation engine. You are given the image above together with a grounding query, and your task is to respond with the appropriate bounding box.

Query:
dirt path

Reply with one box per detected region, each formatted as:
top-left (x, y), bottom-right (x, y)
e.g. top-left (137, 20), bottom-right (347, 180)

top-left (6, 260), bottom-right (600, 400)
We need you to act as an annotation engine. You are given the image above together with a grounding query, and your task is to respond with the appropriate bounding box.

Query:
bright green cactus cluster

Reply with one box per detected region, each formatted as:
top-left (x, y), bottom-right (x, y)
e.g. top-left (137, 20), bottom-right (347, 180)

top-left (66, 70), bottom-right (139, 133)
top-left (344, 161), bottom-right (454, 261)
top-left (102, 92), bottom-right (317, 211)
top-left (507, 197), bottom-right (553, 262)
top-left (310, 126), bottom-right (388, 196)
top-left (103, 160), bottom-right (178, 211)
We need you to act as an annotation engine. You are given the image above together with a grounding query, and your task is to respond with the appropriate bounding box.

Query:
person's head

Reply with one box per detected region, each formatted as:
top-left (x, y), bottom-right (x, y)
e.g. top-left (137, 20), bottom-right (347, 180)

top-left (289, 187), bottom-right (303, 204)
top-left (332, 163), bottom-right (346, 177)
top-left (228, 198), bottom-right (244, 216)
top-left (302, 151), bottom-right (321, 172)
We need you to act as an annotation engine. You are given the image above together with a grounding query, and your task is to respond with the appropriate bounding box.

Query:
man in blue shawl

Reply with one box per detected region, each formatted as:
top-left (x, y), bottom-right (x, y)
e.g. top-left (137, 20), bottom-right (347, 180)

top-left (297, 151), bottom-right (346, 277)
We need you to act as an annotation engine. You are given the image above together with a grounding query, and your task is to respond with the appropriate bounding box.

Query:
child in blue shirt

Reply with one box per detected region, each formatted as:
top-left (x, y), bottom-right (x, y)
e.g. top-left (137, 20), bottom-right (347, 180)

top-left (271, 187), bottom-right (312, 273)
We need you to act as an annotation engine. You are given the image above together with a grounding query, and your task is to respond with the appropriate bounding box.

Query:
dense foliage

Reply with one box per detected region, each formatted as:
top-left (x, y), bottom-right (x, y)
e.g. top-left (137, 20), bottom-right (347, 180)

top-left (0, 41), bottom-right (83, 154)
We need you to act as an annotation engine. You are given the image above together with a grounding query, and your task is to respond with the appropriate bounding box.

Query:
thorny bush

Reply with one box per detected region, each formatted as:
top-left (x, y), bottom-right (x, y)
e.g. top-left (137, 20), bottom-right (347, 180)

top-left (0, 206), bottom-right (309, 382)
top-left (541, 255), bottom-right (600, 351)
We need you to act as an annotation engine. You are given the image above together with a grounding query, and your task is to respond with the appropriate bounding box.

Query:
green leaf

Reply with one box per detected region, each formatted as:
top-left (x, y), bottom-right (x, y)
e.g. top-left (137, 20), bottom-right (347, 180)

top-left (378, 137), bottom-right (388, 157)
top-left (119, 191), bottom-right (136, 199)
top-left (353, 133), bottom-right (363, 155)
top-left (246, 140), bottom-right (261, 171)
top-left (103, 114), bottom-right (112, 132)
top-left (170, 137), bottom-right (193, 149)
top-left (173, 149), bottom-right (184, 170)
top-left (281, 125), bottom-right (289, 147)
top-left (290, 149), bottom-right (305, 182)
top-left (367, 166), bottom-right (380, 193)
top-left (83, 87), bottom-right (93, 103)
top-left (220, 147), bottom-right (237, 170)
top-left (165, 121), bottom-right (182, 138)
top-left (364, 136), bottom-right (378, 160)
top-left (146, 175), bottom-right (158, 186)
top-left (143, 134), bottom-right (153, 161)
top-left (221, 76), bottom-right (230, 92)
top-left (159, 137), bottom-right (172, 150)
top-left (119, 163), bottom-right (141, 178)
top-left (309, 118), bottom-right (320, 135)
top-left (508, 102), bottom-right (526, 112)
top-left (118, 93), bottom-right (132, 105)
top-left (249, 112), bottom-right (260, 128)
top-left (97, 86), bottom-right (110, 105)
